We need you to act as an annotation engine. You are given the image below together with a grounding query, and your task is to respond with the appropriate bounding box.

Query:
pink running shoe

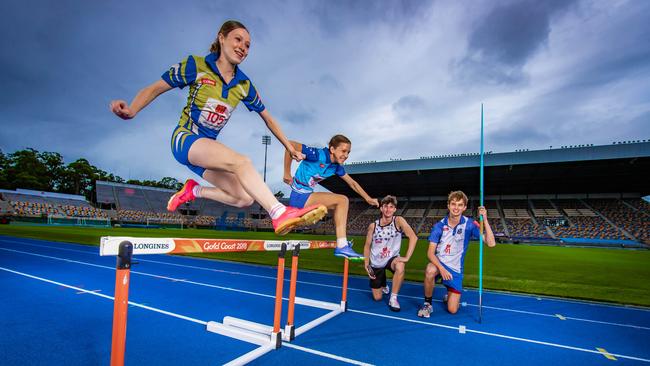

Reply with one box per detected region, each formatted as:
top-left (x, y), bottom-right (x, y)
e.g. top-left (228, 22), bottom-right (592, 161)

top-left (272, 204), bottom-right (328, 236)
top-left (167, 179), bottom-right (199, 211)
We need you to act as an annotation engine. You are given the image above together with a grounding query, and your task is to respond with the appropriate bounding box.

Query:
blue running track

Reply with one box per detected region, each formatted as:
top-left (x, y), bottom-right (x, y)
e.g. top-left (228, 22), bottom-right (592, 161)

top-left (1, 235), bottom-right (649, 365)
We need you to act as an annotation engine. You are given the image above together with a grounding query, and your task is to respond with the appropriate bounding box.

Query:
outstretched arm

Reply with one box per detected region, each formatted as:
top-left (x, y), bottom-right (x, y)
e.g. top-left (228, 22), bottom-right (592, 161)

top-left (283, 140), bottom-right (303, 185)
top-left (340, 174), bottom-right (379, 207)
top-left (110, 80), bottom-right (172, 120)
top-left (259, 109), bottom-right (304, 162)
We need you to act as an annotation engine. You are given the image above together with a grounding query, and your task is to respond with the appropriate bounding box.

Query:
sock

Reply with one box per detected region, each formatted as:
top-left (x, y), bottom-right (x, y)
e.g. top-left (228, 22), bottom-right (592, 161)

top-left (336, 237), bottom-right (348, 248)
top-left (269, 203), bottom-right (286, 220)
top-left (424, 296), bottom-right (432, 305)
top-left (192, 185), bottom-right (202, 198)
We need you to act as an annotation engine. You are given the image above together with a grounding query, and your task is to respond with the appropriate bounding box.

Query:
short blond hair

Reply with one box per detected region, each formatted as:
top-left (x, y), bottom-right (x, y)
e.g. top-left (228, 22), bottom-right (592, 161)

top-left (447, 191), bottom-right (468, 206)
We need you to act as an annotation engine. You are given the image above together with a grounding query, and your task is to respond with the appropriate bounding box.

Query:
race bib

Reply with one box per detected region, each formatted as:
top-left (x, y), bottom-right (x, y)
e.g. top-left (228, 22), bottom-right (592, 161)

top-left (198, 98), bottom-right (234, 131)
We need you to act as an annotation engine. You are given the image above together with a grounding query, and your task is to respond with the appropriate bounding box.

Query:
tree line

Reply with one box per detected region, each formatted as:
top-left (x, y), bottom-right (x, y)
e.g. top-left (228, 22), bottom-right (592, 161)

top-left (0, 148), bottom-right (184, 201)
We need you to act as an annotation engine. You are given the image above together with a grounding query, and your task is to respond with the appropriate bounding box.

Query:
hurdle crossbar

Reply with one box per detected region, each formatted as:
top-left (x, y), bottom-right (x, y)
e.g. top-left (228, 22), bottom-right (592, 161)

top-left (99, 236), bottom-right (337, 256)
top-left (101, 237), bottom-right (348, 366)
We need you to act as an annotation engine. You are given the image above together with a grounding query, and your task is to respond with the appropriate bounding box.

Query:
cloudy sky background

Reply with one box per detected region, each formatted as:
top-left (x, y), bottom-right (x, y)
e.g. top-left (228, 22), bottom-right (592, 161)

top-left (1, 0), bottom-right (649, 195)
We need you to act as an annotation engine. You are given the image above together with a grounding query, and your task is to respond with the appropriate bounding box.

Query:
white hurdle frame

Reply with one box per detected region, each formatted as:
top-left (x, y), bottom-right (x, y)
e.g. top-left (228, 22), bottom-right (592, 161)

top-left (99, 237), bottom-right (350, 366)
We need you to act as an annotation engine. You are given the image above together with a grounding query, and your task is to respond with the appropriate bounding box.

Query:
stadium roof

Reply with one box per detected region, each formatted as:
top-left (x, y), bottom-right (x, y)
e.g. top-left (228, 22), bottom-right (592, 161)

top-left (320, 142), bottom-right (650, 197)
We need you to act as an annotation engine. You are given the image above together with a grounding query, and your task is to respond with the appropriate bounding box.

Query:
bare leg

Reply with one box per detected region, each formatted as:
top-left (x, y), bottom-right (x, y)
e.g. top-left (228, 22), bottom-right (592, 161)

top-left (447, 291), bottom-right (461, 314)
top-left (201, 170), bottom-right (254, 208)
top-left (391, 260), bottom-right (406, 294)
top-left (188, 138), bottom-right (278, 212)
top-left (305, 192), bottom-right (349, 238)
top-left (371, 288), bottom-right (383, 301)
top-left (423, 262), bottom-right (438, 298)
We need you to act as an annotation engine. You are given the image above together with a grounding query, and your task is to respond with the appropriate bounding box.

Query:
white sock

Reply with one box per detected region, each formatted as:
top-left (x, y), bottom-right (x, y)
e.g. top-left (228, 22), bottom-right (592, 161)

top-left (192, 185), bottom-right (202, 198)
top-left (269, 203), bottom-right (286, 220)
top-left (336, 237), bottom-right (348, 248)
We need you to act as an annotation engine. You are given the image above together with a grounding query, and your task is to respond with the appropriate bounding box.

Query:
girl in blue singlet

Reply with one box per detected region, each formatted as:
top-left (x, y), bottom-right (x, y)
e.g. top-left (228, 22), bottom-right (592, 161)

top-left (283, 135), bottom-right (379, 258)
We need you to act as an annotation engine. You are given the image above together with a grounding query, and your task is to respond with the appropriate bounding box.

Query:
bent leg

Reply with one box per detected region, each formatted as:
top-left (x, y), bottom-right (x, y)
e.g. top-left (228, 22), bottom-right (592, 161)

top-left (446, 290), bottom-right (461, 314)
top-left (371, 288), bottom-right (383, 301)
top-left (390, 260), bottom-right (406, 295)
top-left (305, 192), bottom-right (349, 238)
top-left (188, 138), bottom-right (278, 212)
top-left (423, 262), bottom-right (438, 298)
top-left (201, 170), bottom-right (254, 208)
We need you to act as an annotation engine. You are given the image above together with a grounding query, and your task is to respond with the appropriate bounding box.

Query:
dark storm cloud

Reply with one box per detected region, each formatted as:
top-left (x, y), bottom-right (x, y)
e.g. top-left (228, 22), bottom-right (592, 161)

top-left (306, 0), bottom-right (431, 37)
top-left (483, 1), bottom-right (650, 151)
top-left (317, 74), bottom-right (343, 90)
top-left (559, 5), bottom-right (650, 93)
top-left (454, 0), bottom-right (577, 86)
top-left (284, 109), bottom-right (317, 125)
top-left (488, 122), bottom-right (552, 147)
top-left (1, 0), bottom-right (649, 185)
top-left (392, 95), bottom-right (428, 120)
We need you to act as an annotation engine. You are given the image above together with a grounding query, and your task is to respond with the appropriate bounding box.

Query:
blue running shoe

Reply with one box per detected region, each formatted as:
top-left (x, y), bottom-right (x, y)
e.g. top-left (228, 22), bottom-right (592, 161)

top-left (334, 243), bottom-right (364, 259)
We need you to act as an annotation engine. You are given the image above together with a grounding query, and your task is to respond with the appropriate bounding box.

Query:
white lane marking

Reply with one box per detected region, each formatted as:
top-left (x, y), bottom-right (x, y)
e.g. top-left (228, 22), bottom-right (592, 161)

top-left (283, 343), bottom-right (374, 366)
top-left (76, 289), bottom-right (102, 295)
top-left (3, 239), bottom-right (650, 330)
top-left (0, 266), bottom-right (373, 366)
top-left (349, 309), bottom-right (650, 363)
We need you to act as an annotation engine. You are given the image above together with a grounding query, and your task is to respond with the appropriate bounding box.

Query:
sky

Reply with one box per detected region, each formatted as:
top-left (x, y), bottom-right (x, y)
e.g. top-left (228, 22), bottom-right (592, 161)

top-left (1, 0), bottom-right (649, 195)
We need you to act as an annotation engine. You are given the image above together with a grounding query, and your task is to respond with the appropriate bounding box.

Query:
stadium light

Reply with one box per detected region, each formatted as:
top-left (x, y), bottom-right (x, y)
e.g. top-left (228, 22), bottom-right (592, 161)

top-left (262, 135), bottom-right (271, 182)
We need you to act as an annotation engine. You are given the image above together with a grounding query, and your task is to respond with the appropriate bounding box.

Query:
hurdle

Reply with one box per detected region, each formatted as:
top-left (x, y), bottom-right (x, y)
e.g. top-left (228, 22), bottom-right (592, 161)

top-left (100, 237), bottom-right (351, 366)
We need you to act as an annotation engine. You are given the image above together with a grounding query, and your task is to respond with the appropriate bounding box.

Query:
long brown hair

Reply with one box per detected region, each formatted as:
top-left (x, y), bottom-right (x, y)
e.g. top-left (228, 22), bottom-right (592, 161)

top-left (209, 20), bottom-right (248, 54)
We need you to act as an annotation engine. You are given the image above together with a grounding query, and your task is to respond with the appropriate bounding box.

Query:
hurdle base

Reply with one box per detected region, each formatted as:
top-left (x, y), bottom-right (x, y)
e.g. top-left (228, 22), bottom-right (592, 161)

top-left (271, 331), bottom-right (282, 349)
top-left (206, 321), bottom-right (273, 346)
top-left (207, 317), bottom-right (284, 349)
top-left (340, 300), bottom-right (347, 312)
top-left (283, 324), bottom-right (295, 341)
top-left (223, 316), bottom-right (273, 335)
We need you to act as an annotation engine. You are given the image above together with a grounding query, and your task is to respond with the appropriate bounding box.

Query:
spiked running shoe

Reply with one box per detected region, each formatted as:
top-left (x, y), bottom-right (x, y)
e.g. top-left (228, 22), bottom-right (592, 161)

top-left (272, 204), bottom-right (328, 236)
top-left (334, 243), bottom-right (364, 260)
top-left (388, 296), bottom-right (401, 312)
top-left (382, 285), bottom-right (390, 295)
top-left (167, 179), bottom-right (198, 212)
top-left (417, 302), bottom-right (433, 318)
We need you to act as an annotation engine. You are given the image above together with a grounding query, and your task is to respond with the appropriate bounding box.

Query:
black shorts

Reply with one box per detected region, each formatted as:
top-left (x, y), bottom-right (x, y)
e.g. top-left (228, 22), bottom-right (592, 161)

top-left (369, 256), bottom-right (397, 289)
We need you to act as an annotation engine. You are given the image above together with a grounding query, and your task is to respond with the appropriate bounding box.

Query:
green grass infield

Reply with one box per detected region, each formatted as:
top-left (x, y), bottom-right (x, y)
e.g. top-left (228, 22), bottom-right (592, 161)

top-left (1, 225), bottom-right (648, 307)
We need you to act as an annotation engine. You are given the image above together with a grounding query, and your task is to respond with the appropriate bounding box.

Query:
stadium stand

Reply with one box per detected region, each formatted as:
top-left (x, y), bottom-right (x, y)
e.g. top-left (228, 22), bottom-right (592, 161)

top-left (585, 198), bottom-right (649, 243)
top-left (3, 140), bottom-right (649, 248)
top-left (0, 189), bottom-right (109, 226)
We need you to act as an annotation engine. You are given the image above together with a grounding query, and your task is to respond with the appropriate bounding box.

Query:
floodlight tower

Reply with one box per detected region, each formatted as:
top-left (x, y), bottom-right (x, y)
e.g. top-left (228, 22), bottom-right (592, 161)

top-left (262, 135), bottom-right (271, 182)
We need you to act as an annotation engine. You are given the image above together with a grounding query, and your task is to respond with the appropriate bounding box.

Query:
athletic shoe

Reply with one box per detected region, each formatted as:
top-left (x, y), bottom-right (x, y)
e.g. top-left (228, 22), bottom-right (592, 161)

top-left (388, 296), bottom-right (400, 312)
top-left (382, 285), bottom-right (390, 295)
top-left (272, 204), bottom-right (327, 236)
top-left (167, 179), bottom-right (199, 211)
top-left (334, 243), bottom-right (364, 259)
top-left (417, 302), bottom-right (433, 318)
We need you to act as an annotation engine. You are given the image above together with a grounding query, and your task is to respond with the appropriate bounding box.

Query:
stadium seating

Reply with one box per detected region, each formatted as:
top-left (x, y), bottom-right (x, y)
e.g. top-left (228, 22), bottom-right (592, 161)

top-left (4, 184), bottom-right (648, 245)
top-left (585, 199), bottom-right (649, 242)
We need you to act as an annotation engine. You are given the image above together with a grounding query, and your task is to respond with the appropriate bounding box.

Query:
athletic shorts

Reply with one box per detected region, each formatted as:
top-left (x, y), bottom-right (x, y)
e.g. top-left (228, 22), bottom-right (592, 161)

top-left (436, 261), bottom-right (463, 293)
top-left (369, 256), bottom-right (397, 289)
top-left (170, 125), bottom-right (206, 177)
top-left (289, 190), bottom-right (312, 208)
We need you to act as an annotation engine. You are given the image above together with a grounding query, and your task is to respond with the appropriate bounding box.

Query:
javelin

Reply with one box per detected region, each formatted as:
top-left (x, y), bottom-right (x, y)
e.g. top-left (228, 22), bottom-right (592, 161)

top-left (479, 103), bottom-right (485, 323)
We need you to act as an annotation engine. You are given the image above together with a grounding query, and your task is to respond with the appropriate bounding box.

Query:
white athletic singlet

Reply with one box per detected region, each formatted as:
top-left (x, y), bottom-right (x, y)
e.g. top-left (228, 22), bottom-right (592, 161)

top-left (370, 217), bottom-right (403, 268)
